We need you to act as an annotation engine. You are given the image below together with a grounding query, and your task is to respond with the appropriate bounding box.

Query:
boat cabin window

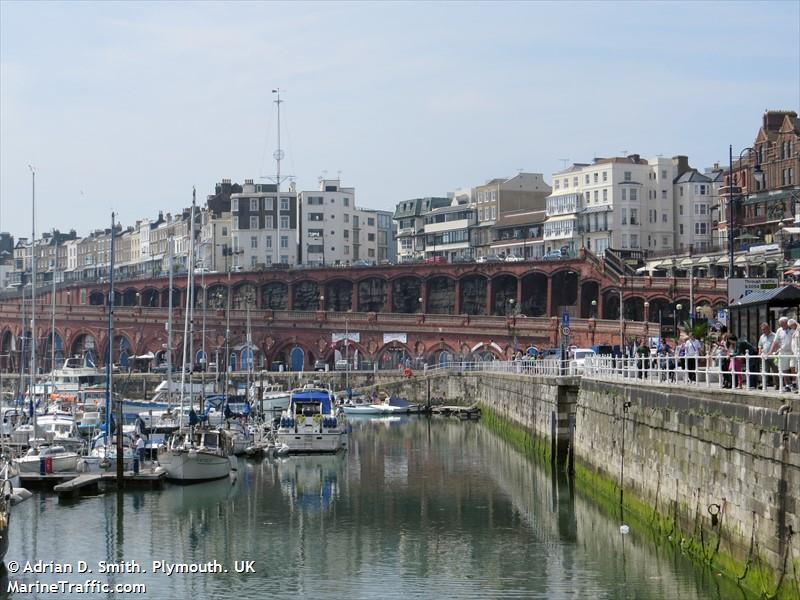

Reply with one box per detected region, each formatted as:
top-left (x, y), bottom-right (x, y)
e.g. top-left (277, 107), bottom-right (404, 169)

top-left (296, 403), bottom-right (321, 416)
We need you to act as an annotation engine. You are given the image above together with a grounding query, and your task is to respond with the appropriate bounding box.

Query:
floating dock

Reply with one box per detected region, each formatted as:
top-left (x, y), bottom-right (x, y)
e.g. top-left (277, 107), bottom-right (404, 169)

top-left (430, 405), bottom-right (481, 419)
top-left (20, 469), bottom-right (166, 499)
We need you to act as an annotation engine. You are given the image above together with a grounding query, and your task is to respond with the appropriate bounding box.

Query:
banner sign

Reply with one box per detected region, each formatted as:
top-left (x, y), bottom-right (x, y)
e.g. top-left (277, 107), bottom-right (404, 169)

top-left (727, 278), bottom-right (778, 305)
top-left (331, 332), bottom-right (360, 343)
top-left (383, 333), bottom-right (407, 344)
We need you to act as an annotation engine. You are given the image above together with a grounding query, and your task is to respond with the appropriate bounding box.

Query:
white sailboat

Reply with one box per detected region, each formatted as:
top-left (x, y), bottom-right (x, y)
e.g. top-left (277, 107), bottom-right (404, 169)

top-left (159, 191), bottom-right (232, 483)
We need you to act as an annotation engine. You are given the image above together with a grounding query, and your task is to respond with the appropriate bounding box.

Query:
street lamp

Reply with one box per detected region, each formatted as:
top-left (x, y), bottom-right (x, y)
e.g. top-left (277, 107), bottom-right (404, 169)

top-left (591, 299), bottom-right (597, 319)
top-left (319, 294), bottom-right (325, 311)
top-left (727, 145), bottom-right (765, 278)
top-left (675, 303), bottom-right (683, 339)
top-left (643, 301), bottom-right (650, 322)
top-left (418, 296), bottom-right (424, 313)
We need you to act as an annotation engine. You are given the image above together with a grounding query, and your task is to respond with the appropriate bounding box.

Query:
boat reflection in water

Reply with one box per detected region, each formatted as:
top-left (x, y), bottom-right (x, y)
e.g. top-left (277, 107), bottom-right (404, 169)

top-left (277, 454), bottom-right (346, 513)
top-left (157, 475), bottom-right (238, 513)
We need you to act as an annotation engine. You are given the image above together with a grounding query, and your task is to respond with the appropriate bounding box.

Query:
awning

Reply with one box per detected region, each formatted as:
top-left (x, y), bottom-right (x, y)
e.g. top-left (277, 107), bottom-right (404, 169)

top-left (782, 226), bottom-right (800, 234)
top-left (582, 205), bottom-right (612, 214)
top-left (735, 255), bottom-right (748, 264)
top-left (716, 256), bottom-right (730, 265)
top-left (544, 214), bottom-right (577, 223)
top-left (680, 258), bottom-right (694, 267)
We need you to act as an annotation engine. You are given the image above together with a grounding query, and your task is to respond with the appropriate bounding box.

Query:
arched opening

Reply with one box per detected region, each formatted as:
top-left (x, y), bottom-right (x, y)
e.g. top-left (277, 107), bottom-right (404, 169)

top-left (207, 284), bottom-right (228, 309)
top-left (232, 283), bottom-right (257, 310)
top-left (289, 346), bottom-right (306, 371)
top-left (293, 281), bottom-right (320, 311)
top-left (89, 291), bottom-right (104, 306)
top-left (551, 270), bottom-right (578, 317)
top-left (602, 290), bottom-right (620, 320)
top-left (392, 277), bottom-right (423, 313)
top-left (70, 334), bottom-right (97, 367)
top-left (0, 331), bottom-right (13, 371)
top-left (105, 335), bottom-right (133, 369)
top-left (426, 277), bottom-right (455, 314)
top-left (429, 346), bottom-right (456, 367)
top-left (121, 289), bottom-right (139, 306)
top-left (160, 288), bottom-right (181, 308)
top-left (580, 281), bottom-right (600, 318)
top-left (460, 275), bottom-right (487, 315)
top-left (42, 331), bottom-right (65, 372)
top-left (520, 272), bottom-right (547, 317)
top-left (377, 345), bottom-right (411, 370)
top-left (261, 282), bottom-right (289, 310)
top-left (357, 278), bottom-right (387, 313)
top-left (491, 275), bottom-right (518, 316)
top-left (623, 296), bottom-right (646, 321)
top-left (647, 298), bottom-right (672, 324)
top-left (141, 288), bottom-right (159, 308)
top-left (324, 279), bottom-right (353, 311)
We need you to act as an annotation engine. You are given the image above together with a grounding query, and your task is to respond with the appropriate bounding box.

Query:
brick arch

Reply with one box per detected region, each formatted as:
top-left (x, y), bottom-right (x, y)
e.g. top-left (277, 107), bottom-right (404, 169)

top-left (424, 275), bottom-right (456, 314)
top-left (292, 280), bottom-right (321, 311)
top-left (357, 277), bottom-right (387, 313)
top-left (375, 341), bottom-right (414, 370)
top-left (426, 341), bottom-right (457, 366)
top-left (391, 276), bottom-right (423, 313)
top-left (459, 274), bottom-right (488, 315)
top-left (269, 339), bottom-right (315, 371)
top-left (323, 278), bottom-right (353, 312)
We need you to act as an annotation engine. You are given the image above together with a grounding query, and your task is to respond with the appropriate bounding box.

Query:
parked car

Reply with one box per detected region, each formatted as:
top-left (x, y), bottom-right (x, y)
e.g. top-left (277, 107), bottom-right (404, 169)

top-left (352, 259), bottom-right (372, 267)
top-left (505, 254), bottom-right (524, 263)
top-left (542, 250), bottom-right (564, 260)
top-left (231, 265), bottom-right (243, 272)
top-left (476, 255), bottom-right (502, 264)
top-left (425, 256), bottom-right (447, 264)
top-left (570, 348), bottom-right (596, 373)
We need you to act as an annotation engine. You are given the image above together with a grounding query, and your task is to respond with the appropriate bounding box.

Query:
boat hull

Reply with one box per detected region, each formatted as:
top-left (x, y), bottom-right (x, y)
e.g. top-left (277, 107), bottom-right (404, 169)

top-left (159, 449), bottom-right (231, 483)
top-left (259, 394), bottom-right (291, 412)
top-left (15, 454), bottom-right (79, 473)
top-left (276, 426), bottom-right (348, 454)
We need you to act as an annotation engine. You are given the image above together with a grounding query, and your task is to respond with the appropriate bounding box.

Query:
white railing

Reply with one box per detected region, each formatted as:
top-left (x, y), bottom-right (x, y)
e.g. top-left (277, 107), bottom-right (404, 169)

top-left (424, 359), bottom-right (569, 377)
top-left (584, 353), bottom-right (800, 395)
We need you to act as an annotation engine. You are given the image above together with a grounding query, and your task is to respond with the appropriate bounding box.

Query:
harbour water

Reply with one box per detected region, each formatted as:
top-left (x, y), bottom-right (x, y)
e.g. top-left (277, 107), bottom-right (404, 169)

top-left (5, 417), bottom-right (742, 599)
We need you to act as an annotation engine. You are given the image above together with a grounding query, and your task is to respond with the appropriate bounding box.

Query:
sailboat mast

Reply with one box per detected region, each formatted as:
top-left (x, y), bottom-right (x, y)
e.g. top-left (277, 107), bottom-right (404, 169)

top-left (188, 189), bottom-right (196, 382)
top-left (177, 193), bottom-right (195, 430)
top-left (166, 236), bottom-right (174, 403)
top-left (50, 230), bottom-right (56, 379)
top-left (104, 211), bottom-right (115, 446)
top-left (28, 165), bottom-right (36, 428)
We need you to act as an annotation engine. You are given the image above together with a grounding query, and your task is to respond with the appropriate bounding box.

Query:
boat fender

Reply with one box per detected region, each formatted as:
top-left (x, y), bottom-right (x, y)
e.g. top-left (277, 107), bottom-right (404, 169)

top-left (76, 459), bottom-right (87, 473)
top-left (153, 466), bottom-right (166, 475)
top-left (99, 459), bottom-right (111, 470)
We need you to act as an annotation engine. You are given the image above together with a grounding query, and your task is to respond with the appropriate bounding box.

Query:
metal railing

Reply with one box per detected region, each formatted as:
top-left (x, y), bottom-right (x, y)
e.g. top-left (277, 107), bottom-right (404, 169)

top-left (424, 359), bottom-right (567, 377)
top-left (584, 353), bottom-right (800, 395)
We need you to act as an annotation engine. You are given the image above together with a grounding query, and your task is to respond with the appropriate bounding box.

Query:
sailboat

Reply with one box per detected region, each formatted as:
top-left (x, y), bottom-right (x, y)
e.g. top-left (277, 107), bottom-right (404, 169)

top-left (159, 190), bottom-right (233, 483)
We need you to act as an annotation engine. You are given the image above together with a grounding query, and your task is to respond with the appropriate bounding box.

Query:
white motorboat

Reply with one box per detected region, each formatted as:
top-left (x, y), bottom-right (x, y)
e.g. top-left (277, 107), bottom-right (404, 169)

top-left (276, 386), bottom-right (348, 453)
top-left (34, 356), bottom-right (105, 396)
top-left (14, 444), bottom-right (79, 474)
top-left (250, 382), bottom-right (291, 413)
top-left (0, 460), bottom-right (17, 562)
top-left (158, 428), bottom-right (232, 483)
top-left (36, 414), bottom-right (85, 452)
top-left (342, 403), bottom-right (388, 415)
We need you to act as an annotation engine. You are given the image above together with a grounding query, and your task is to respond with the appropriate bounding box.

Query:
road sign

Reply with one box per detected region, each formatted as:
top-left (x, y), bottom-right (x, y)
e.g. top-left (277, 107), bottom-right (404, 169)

top-left (562, 312), bottom-right (570, 327)
top-left (562, 326), bottom-right (570, 336)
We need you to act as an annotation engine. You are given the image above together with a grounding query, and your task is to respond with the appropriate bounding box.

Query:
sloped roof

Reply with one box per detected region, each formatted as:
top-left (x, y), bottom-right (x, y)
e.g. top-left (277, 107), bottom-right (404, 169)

top-left (674, 169), bottom-right (712, 184)
top-left (734, 285), bottom-right (800, 307)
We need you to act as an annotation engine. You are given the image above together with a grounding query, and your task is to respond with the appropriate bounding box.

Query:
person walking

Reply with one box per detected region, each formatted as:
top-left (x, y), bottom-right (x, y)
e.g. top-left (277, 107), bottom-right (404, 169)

top-left (683, 331), bottom-right (700, 383)
top-left (770, 317), bottom-right (794, 392)
top-left (134, 434), bottom-right (146, 463)
top-left (758, 322), bottom-right (776, 389)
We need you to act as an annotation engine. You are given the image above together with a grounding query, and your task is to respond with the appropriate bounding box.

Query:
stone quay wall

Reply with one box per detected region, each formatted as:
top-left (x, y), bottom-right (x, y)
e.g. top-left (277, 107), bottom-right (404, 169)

top-left (574, 380), bottom-right (799, 579)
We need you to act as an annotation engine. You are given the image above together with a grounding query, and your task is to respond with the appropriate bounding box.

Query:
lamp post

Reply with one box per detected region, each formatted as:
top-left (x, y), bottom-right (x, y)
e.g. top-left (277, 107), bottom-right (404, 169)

top-left (591, 299), bottom-right (597, 319)
top-left (675, 303), bottom-right (683, 340)
top-left (727, 145), bottom-right (765, 278)
top-left (418, 296), bottom-right (424, 313)
top-left (643, 300), bottom-right (650, 322)
top-left (319, 294), bottom-right (325, 312)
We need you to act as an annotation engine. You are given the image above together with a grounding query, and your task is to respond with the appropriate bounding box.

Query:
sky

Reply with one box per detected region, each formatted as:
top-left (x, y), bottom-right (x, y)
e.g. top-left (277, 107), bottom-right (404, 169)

top-left (1, 1), bottom-right (798, 238)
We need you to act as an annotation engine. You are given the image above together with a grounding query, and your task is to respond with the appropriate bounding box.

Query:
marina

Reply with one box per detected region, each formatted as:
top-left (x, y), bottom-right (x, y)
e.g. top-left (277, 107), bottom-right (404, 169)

top-left (3, 416), bottom-right (738, 599)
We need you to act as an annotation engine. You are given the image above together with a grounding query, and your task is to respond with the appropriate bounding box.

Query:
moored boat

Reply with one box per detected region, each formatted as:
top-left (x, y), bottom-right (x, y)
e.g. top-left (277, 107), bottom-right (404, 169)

top-left (158, 428), bottom-right (232, 483)
top-left (276, 386), bottom-right (348, 453)
top-left (14, 444), bottom-right (79, 473)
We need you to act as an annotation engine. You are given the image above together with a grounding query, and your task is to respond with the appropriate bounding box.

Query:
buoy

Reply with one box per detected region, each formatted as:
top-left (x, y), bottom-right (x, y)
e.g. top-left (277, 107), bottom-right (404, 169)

top-left (620, 524), bottom-right (630, 535)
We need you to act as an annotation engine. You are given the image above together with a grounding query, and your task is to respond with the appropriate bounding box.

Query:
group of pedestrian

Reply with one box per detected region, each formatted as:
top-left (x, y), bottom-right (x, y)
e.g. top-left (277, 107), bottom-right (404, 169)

top-left (757, 317), bottom-right (798, 391)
